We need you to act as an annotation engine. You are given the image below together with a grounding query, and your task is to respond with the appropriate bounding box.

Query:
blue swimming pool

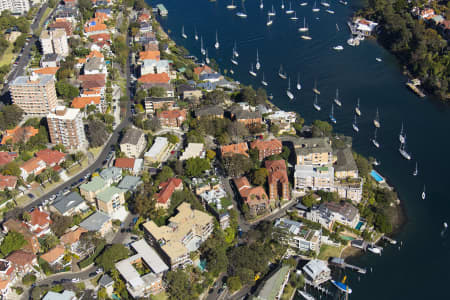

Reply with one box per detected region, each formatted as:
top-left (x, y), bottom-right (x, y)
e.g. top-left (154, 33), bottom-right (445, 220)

top-left (370, 170), bottom-right (385, 183)
top-left (356, 221), bottom-right (364, 231)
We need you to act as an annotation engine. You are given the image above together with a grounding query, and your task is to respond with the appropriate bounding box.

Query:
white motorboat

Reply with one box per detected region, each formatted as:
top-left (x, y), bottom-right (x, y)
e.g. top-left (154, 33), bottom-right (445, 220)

top-left (286, 2), bottom-right (294, 14)
top-left (336, 23), bottom-right (340, 31)
top-left (376, 57), bottom-right (382, 62)
top-left (281, 0), bottom-right (285, 9)
top-left (373, 159), bottom-right (380, 166)
top-left (278, 65), bottom-right (287, 79)
top-left (290, 11), bottom-right (298, 20)
top-left (399, 123), bottom-right (405, 144)
top-left (413, 162), bottom-right (418, 176)
top-left (372, 128), bottom-right (380, 148)
top-left (334, 88), bottom-right (342, 107)
top-left (255, 49), bottom-right (261, 70)
top-left (339, 0), bottom-right (348, 5)
top-left (268, 5), bottom-right (276, 16)
top-left (181, 26), bottom-right (187, 39)
top-left (298, 17), bottom-right (309, 32)
top-left (321, 1), bottom-right (330, 7)
top-left (205, 49), bottom-right (210, 64)
top-left (297, 290), bottom-right (315, 300)
top-left (444, 222), bottom-right (448, 229)
top-left (231, 48), bottom-right (238, 65)
top-left (260, 0), bottom-right (264, 9)
top-left (326, 9), bottom-right (335, 14)
top-left (227, 0), bottom-right (236, 9)
top-left (286, 77), bottom-right (294, 100)
top-left (296, 73), bottom-right (301, 90)
top-left (399, 137), bottom-right (411, 160)
top-left (368, 245), bottom-right (381, 254)
top-left (352, 115), bottom-right (359, 132)
top-left (333, 45), bottom-right (344, 51)
top-left (312, 1), bottom-right (320, 12)
top-left (313, 80), bottom-right (320, 95)
top-left (200, 36), bottom-right (205, 55)
top-left (329, 104), bottom-right (336, 124)
top-left (230, 69), bottom-right (234, 74)
top-left (313, 95), bottom-right (321, 111)
top-left (194, 27), bottom-right (198, 40)
top-left (422, 185), bottom-right (426, 200)
top-left (233, 41), bottom-right (239, 57)
top-left (300, 2), bottom-right (308, 6)
top-left (301, 34), bottom-right (312, 40)
top-left (236, 11), bottom-right (247, 18)
top-left (249, 64), bottom-right (257, 77)
top-left (267, 15), bottom-right (273, 26)
top-left (214, 31), bottom-right (219, 49)
top-left (373, 108), bottom-right (380, 128)
top-left (261, 73), bottom-right (268, 86)
top-left (355, 98), bottom-right (361, 116)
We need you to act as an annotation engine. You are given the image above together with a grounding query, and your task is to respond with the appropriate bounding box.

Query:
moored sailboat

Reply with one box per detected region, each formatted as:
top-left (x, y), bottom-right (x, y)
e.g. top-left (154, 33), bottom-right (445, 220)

top-left (296, 73), bottom-right (301, 90)
top-left (261, 73), bottom-right (268, 86)
top-left (298, 17), bottom-right (309, 32)
top-left (333, 45), bottom-right (344, 51)
top-left (422, 185), bottom-right (426, 200)
top-left (281, 0), bottom-right (285, 9)
top-left (329, 104), bottom-right (336, 124)
top-left (200, 36), bottom-right (205, 55)
top-left (355, 98), bottom-right (361, 116)
top-left (312, 1), bottom-right (320, 12)
top-left (313, 95), bottom-right (321, 111)
top-left (181, 26), bottom-right (187, 39)
top-left (227, 0), bottom-right (236, 9)
top-left (260, 0), bottom-right (264, 9)
top-left (205, 49), bottom-right (210, 64)
top-left (313, 80), bottom-right (320, 95)
top-left (399, 136), bottom-right (411, 160)
top-left (352, 115), bottom-right (359, 132)
top-left (334, 88), bottom-right (342, 107)
top-left (194, 27), bottom-right (198, 40)
top-left (249, 63), bottom-right (257, 77)
top-left (214, 31), bottom-right (219, 49)
top-left (255, 49), bottom-right (261, 70)
top-left (373, 108), bottom-right (380, 128)
top-left (231, 48), bottom-right (238, 65)
top-left (278, 65), bottom-right (287, 79)
top-left (286, 77), bottom-right (294, 100)
top-left (290, 11), bottom-right (298, 20)
top-left (300, 2), bottom-right (308, 6)
top-left (233, 41), bottom-right (239, 57)
top-left (267, 15), bottom-right (273, 26)
top-left (399, 123), bottom-right (405, 144)
top-left (286, 2), bottom-right (294, 14)
top-left (372, 128), bottom-right (380, 148)
top-left (413, 162), bottom-right (418, 176)
top-left (268, 5), bottom-right (276, 16)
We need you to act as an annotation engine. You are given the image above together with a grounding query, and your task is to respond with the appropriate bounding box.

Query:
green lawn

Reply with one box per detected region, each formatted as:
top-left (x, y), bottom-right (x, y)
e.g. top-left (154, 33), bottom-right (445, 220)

top-left (318, 244), bottom-right (344, 260)
top-left (151, 292), bottom-right (168, 300)
top-left (0, 44), bottom-right (15, 67)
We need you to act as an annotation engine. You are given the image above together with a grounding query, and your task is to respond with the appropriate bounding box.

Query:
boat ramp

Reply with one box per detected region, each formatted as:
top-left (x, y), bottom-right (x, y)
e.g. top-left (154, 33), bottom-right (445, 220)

top-left (329, 257), bottom-right (367, 274)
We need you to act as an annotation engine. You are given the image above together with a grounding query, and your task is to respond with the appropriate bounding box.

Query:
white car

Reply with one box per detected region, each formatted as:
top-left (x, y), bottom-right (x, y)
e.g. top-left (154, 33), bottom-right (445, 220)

top-left (71, 278), bottom-right (80, 283)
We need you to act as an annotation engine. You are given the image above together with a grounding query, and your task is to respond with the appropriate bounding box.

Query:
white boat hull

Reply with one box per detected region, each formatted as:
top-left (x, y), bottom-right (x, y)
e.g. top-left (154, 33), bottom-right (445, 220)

top-left (399, 149), bottom-right (411, 160)
top-left (279, 73), bottom-right (287, 79)
top-left (355, 108), bottom-right (361, 116)
top-left (261, 81), bottom-right (268, 86)
top-left (374, 120), bottom-right (380, 128)
top-left (326, 9), bottom-right (335, 14)
top-left (287, 91), bottom-right (294, 100)
top-left (334, 99), bottom-right (342, 106)
top-left (182, 34), bottom-right (187, 39)
top-left (301, 35), bottom-right (312, 40)
top-left (227, 5), bottom-right (237, 9)
top-left (313, 104), bottom-right (321, 111)
top-left (298, 28), bottom-right (309, 32)
top-left (267, 20), bottom-right (273, 26)
top-left (353, 124), bottom-right (359, 132)
top-left (215, 43), bottom-right (219, 49)
top-left (249, 71), bottom-right (257, 77)
top-left (256, 62), bottom-right (260, 70)
top-left (231, 59), bottom-right (238, 65)
top-left (286, 10), bottom-right (294, 14)
top-left (236, 12), bottom-right (247, 18)
top-left (300, 2), bottom-right (308, 6)
top-left (312, 8), bottom-right (320, 12)
top-left (205, 58), bottom-right (210, 64)
top-left (372, 140), bottom-right (380, 148)
top-left (333, 46), bottom-right (344, 51)
top-left (368, 247), bottom-right (381, 254)
top-left (297, 84), bottom-right (301, 90)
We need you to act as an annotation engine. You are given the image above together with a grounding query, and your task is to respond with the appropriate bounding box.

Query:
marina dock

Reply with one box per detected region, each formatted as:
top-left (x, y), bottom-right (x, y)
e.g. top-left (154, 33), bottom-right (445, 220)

top-left (381, 235), bottom-right (397, 245)
top-left (304, 279), bottom-right (334, 296)
top-left (329, 257), bottom-right (367, 274)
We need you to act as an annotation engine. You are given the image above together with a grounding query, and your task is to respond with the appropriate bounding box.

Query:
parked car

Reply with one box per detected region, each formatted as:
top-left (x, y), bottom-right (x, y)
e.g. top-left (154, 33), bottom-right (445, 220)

top-left (71, 278), bottom-right (80, 283)
top-left (96, 268), bottom-right (103, 274)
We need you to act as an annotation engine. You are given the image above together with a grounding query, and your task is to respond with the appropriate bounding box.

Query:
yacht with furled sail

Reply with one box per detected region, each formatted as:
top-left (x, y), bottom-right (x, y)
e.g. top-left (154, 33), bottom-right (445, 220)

top-left (372, 128), bottom-right (380, 148)
top-left (231, 48), bottom-right (238, 65)
top-left (299, 17), bottom-right (309, 32)
top-left (422, 185), bottom-right (426, 200)
top-left (399, 136), bottom-right (411, 160)
top-left (281, 0), bottom-right (285, 9)
top-left (205, 49), bottom-right (210, 64)
top-left (227, 0), bottom-right (236, 9)
top-left (355, 98), bottom-right (361, 116)
top-left (373, 108), bottom-right (380, 128)
top-left (286, 2), bottom-right (294, 14)
top-left (296, 73), bottom-right (301, 90)
top-left (399, 123), bottom-right (405, 144)
top-left (334, 88), bottom-right (342, 106)
top-left (300, 2), bottom-right (308, 6)
top-left (214, 31), bottom-right (219, 49)
top-left (287, 77), bottom-right (294, 100)
top-left (321, 1), bottom-right (330, 7)
top-left (413, 162), bottom-right (418, 176)
top-left (255, 49), bottom-right (261, 70)
top-left (268, 5), bottom-right (276, 16)
top-left (352, 115), bottom-right (359, 132)
top-left (290, 11), bottom-right (298, 20)
top-left (181, 26), bottom-right (187, 39)
top-left (313, 80), bottom-right (320, 95)
top-left (313, 95), bottom-right (321, 111)
top-left (233, 41), bottom-right (239, 57)
top-left (278, 65), bottom-right (287, 79)
top-left (249, 63), bottom-right (257, 77)
top-left (267, 15), bottom-right (273, 26)
top-left (200, 36), bottom-right (205, 55)
top-left (260, 0), bottom-right (264, 9)
top-left (236, 2), bottom-right (247, 18)
top-left (312, 1), bottom-right (320, 12)
top-left (339, 0), bottom-right (348, 5)
top-left (329, 104), bottom-right (336, 124)
top-left (194, 27), bottom-right (198, 40)
top-left (261, 73), bottom-right (268, 86)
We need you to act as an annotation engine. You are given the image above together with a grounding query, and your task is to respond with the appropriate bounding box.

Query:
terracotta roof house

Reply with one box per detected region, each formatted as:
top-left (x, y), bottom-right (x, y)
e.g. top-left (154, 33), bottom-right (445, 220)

top-left (35, 149), bottom-right (66, 167)
top-left (155, 178), bottom-right (183, 209)
top-left (78, 73), bottom-right (106, 83)
top-left (265, 160), bottom-right (290, 203)
top-left (0, 126), bottom-right (39, 145)
top-left (49, 20), bottom-right (73, 36)
top-left (233, 177), bottom-right (270, 216)
top-left (6, 250), bottom-right (37, 275)
top-left (138, 73), bottom-right (170, 89)
top-left (157, 109), bottom-right (187, 128)
top-left (0, 176), bottom-right (17, 191)
top-left (71, 96), bottom-right (104, 113)
top-left (250, 139), bottom-right (283, 160)
top-left (138, 12), bottom-right (151, 22)
top-left (25, 207), bottom-right (52, 237)
top-left (40, 245), bottom-right (65, 265)
top-left (19, 157), bottom-right (46, 179)
top-left (0, 152), bottom-right (17, 166)
top-left (2, 219), bottom-right (40, 253)
top-left (220, 143), bottom-right (249, 158)
top-left (194, 65), bottom-right (214, 76)
top-left (86, 50), bottom-right (104, 59)
top-left (115, 157), bottom-right (135, 170)
top-left (139, 50), bottom-right (160, 61)
top-left (33, 67), bottom-right (60, 76)
top-left (84, 22), bottom-right (107, 35)
top-left (61, 227), bottom-right (88, 245)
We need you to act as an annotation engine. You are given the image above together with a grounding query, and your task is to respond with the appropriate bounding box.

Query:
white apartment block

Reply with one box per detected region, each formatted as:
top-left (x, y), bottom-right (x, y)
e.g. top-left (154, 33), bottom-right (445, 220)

top-left (47, 106), bottom-right (88, 151)
top-left (40, 29), bottom-right (70, 57)
top-left (0, 0), bottom-right (29, 15)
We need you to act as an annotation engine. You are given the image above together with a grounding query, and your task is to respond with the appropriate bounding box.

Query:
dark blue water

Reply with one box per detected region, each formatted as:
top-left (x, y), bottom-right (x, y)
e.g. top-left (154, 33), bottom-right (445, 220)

top-left (147, 0), bottom-right (450, 298)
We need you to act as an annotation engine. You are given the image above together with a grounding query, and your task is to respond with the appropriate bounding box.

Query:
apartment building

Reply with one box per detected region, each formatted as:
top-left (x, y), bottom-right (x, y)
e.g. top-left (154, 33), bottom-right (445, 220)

top-left (265, 160), bottom-right (290, 203)
top-left (294, 165), bottom-right (334, 192)
top-left (96, 186), bottom-right (125, 215)
top-left (144, 137), bottom-right (169, 164)
top-left (47, 106), bottom-right (87, 151)
top-left (39, 29), bottom-right (69, 57)
top-left (306, 202), bottom-right (360, 230)
top-left (120, 128), bottom-right (146, 158)
top-left (250, 139), bottom-right (282, 161)
top-left (9, 73), bottom-right (57, 116)
top-left (144, 97), bottom-right (175, 114)
top-left (157, 109), bottom-right (187, 128)
top-left (143, 202), bottom-right (214, 269)
top-left (274, 218), bottom-right (321, 254)
top-left (294, 137), bottom-right (333, 166)
top-left (0, 0), bottom-right (30, 14)
top-left (233, 177), bottom-right (270, 216)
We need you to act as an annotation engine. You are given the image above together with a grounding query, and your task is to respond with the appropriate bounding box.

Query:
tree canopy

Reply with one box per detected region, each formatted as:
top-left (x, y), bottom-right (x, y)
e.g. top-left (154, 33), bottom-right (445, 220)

top-left (0, 231), bottom-right (27, 256)
top-left (95, 244), bottom-right (129, 272)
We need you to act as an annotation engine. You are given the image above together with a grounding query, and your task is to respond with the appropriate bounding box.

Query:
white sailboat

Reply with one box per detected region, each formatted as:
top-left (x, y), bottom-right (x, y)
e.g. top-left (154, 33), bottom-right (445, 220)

top-left (231, 48), bottom-right (238, 65)
top-left (260, 0), bottom-right (264, 9)
top-left (278, 65), bottom-right (287, 79)
top-left (268, 5), bottom-right (276, 16)
top-left (413, 162), bottom-right (418, 176)
top-left (313, 80), bottom-right (320, 95)
top-left (352, 115), bottom-right (359, 132)
top-left (227, 0), bottom-right (237, 9)
top-left (249, 63), bottom-right (257, 77)
top-left (290, 11), bottom-right (298, 20)
top-left (376, 57), bottom-right (383, 62)
top-left (336, 23), bottom-right (340, 31)
top-left (233, 41), bottom-right (239, 57)
top-left (399, 123), bottom-right (405, 144)
top-left (399, 136), bottom-right (411, 160)
top-left (286, 2), bottom-right (294, 14)
top-left (281, 0), bottom-right (285, 9)
top-left (298, 17), bottom-right (309, 32)
top-left (312, 1), bottom-right (320, 12)
top-left (321, 1), bottom-right (330, 7)
top-left (334, 88), bottom-right (342, 107)
top-left (373, 108), bottom-right (380, 128)
top-left (296, 73), bottom-right (301, 90)
top-left (194, 27), bottom-right (198, 40)
top-left (329, 104), bottom-right (336, 124)
top-left (422, 185), bottom-right (426, 200)
top-left (261, 73), bottom-right (268, 86)
top-left (326, 9), bottom-right (335, 14)
top-left (181, 26), bottom-right (187, 39)
top-left (300, 2), bottom-right (308, 6)
top-left (236, 2), bottom-right (247, 18)
top-left (333, 45), bottom-right (344, 51)
top-left (372, 128), bottom-right (380, 148)
top-left (313, 95), bottom-right (321, 111)
top-left (200, 36), bottom-right (205, 55)
top-left (300, 27), bottom-right (312, 40)
top-left (355, 98), bottom-right (361, 116)
top-left (339, 0), bottom-right (348, 5)
top-left (267, 15), bottom-right (273, 26)
top-left (205, 49), bottom-right (210, 64)
top-left (255, 49), bottom-right (261, 70)
top-left (286, 77), bottom-right (294, 100)
top-left (214, 31), bottom-right (219, 49)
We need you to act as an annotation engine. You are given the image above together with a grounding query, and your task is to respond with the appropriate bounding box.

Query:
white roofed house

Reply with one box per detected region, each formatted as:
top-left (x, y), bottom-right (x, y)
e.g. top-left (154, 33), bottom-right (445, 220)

top-left (180, 143), bottom-right (205, 161)
top-left (140, 59), bottom-right (170, 76)
top-left (302, 259), bottom-right (331, 285)
top-left (306, 201), bottom-right (360, 230)
top-left (273, 218), bottom-right (321, 255)
top-left (352, 18), bottom-right (378, 36)
top-left (144, 137), bottom-right (170, 164)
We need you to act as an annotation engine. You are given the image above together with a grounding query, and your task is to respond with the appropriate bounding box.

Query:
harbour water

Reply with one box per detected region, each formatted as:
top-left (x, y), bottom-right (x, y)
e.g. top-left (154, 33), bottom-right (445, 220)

top-left (147, 0), bottom-right (450, 298)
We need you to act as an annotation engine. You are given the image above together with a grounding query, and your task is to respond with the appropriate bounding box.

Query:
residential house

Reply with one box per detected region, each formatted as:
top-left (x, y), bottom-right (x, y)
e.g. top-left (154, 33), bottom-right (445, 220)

top-left (115, 240), bottom-right (169, 298)
top-left (144, 97), bottom-right (175, 114)
top-left (138, 73), bottom-right (171, 90)
top-left (120, 128), bottom-right (146, 158)
top-left (193, 65), bottom-right (214, 76)
top-left (140, 59), bottom-right (170, 76)
top-left (33, 67), bottom-right (59, 78)
top-left (51, 192), bottom-right (89, 216)
top-left (96, 186), bottom-right (125, 215)
top-left (2, 219), bottom-right (40, 253)
top-left (306, 202), bottom-right (360, 230)
top-left (99, 167), bottom-right (122, 185)
top-left (40, 245), bottom-right (65, 266)
top-left (302, 259), bottom-right (331, 285)
top-left (0, 176), bottom-right (17, 191)
top-left (274, 218), bottom-right (321, 254)
top-left (294, 165), bottom-right (334, 192)
top-left (143, 203), bottom-right (214, 269)
top-left (157, 109), bottom-right (187, 128)
top-left (1, 126), bottom-right (39, 145)
top-left (265, 111), bottom-right (297, 134)
top-left (6, 250), bottom-right (37, 276)
top-left (40, 29), bottom-right (69, 57)
top-left (195, 106), bottom-right (224, 119)
top-left (250, 139), bottom-right (282, 161)
top-left (84, 20), bottom-right (108, 36)
top-left (35, 149), bottom-right (66, 167)
top-left (265, 160), bottom-right (290, 203)
top-left (179, 143), bottom-right (204, 161)
top-left (71, 96), bottom-right (105, 113)
top-left (220, 143), bottom-right (249, 158)
top-left (0, 152), bottom-right (17, 166)
top-left (334, 148), bottom-right (358, 179)
top-left (233, 177), bottom-right (270, 216)
top-left (42, 290), bottom-right (77, 300)
top-left (352, 18), bottom-right (378, 36)
top-left (178, 85), bottom-right (202, 101)
top-left (19, 157), bottom-right (46, 179)
top-left (49, 20), bottom-right (73, 36)
top-left (79, 176), bottom-right (108, 203)
top-left (99, 274), bottom-right (114, 297)
top-left (139, 51), bottom-right (160, 61)
top-left (155, 178), bottom-right (182, 209)
top-left (418, 8), bottom-right (435, 20)
top-left (199, 73), bottom-right (223, 83)
top-left (114, 158), bottom-right (144, 175)
top-left (117, 176), bottom-right (142, 193)
top-left (232, 109), bottom-right (262, 127)
top-left (25, 207), bottom-right (52, 237)
top-left (60, 227), bottom-right (88, 256)
top-left (40, 53), bottom-right (62, 68)
top-left (79, 211), bottom-right (112, 236)
top-left (144, 137), bottom-right (170, 164)
top-left (84, 57), bottom-right (107, 75)
top-left (294, 137), bottom-right (333, 166)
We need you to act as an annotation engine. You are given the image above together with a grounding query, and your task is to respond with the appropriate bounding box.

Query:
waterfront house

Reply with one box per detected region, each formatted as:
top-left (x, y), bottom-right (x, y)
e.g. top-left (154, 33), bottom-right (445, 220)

top-left (334, 148), bottom-right (358, 179)
top-left (306, 201), bottom-right (360, 230)
top-left (352, 18), bottom-right (378, 36)
top-left (35, 149), bottom-right (66, 167)
top-left (302, 259), bottom-right (331, 285)
top-left (294, 137), bottom-right (333, 166)
top-left (274, 218), bottom-right (321, 254)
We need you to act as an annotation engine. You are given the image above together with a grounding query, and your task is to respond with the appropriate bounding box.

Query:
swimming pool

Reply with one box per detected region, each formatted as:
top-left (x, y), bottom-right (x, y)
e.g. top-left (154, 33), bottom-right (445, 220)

top-left (340, 235), bottom-right (355, 241)
top-left (370, 170), bottom-right (385, 183)
top-left (355, 221), bottom-right (364, 231)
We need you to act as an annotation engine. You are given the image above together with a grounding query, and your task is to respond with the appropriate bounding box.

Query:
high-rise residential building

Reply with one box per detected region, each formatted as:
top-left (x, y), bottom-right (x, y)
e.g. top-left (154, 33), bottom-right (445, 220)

top-left (9, 73), bottom-right (57, 116)
top-left (0, 0), bottom-right (30, 15)
top-left (47, 106), bottom-right (87, 151)
top-left (39, 29), bottom-right (69, 57)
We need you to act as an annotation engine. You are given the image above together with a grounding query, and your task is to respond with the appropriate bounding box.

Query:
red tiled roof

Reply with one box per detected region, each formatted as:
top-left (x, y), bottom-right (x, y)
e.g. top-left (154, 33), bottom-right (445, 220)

top-left (35, 149), bottom-right (66, 166)
top-left (20, 157), bottom-right (45, 174)
top-left (84, 23), bottom-right (107, 33)
top-left (194, 65), bottom-right (214, 75)
top-left (0, 175), bottom-right (17, 190)
top-left (34, 67), bottom-right (59, 75)
top-left (138, 13), bottom-right (150, 22)
top-left (28, 208), bottom-right (52, 227)
top-left (61, 227), bottom-right (88, 245)
top-left (40, 245), bottom-right (65, 264)
top-left (7, 250), bottom-right (36, 268)
top-left (233, 177), bottom-right (268, 206)
top-left (221, 143), bottom-right (249, 157)
top-left (0, 152), bottom-right (17, 166)
top-left (78, 73), bottom-right (106, 82)
top-left (71, 96), bottom-right (101, 109)
top-left (138, 73), bottom-right (170, 84)
top-left (86, 50), bottom-right (104, 59)
top-left (156, 178), bottom-right (182, 204)
top-left (1, 126), bottom-right (39, 145)
top-left (139, 50), bottom-right (160, 60)
top-left (0, 280), bottom-right (9, 291)
top-left (49, 21), bottom-right (72, 36)
top-left (157, 109), bottom-right (187, 120)
top-left (89, 33), bottom-right (111, 43)
top-left (114, 158), bottom-right (135, 169)
top-left (265, 160), bottom-right (288, 184)
top-left (233, 176), bottom-right (251, 192)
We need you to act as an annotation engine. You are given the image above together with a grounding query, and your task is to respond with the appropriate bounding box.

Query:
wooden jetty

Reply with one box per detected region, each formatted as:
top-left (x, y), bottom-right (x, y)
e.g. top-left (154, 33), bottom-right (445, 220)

top-left (406, 80), bottom-right (425, 98)
top-left (304, 279), bottom-right (333, 296)
top-left (329, 257), bottom-right (367, 274)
